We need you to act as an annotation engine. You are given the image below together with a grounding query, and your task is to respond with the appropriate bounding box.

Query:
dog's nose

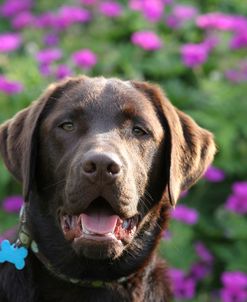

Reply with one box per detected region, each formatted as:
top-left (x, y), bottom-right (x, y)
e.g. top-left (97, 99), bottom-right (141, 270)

top-left (82, 151), bottom-right (122, 184)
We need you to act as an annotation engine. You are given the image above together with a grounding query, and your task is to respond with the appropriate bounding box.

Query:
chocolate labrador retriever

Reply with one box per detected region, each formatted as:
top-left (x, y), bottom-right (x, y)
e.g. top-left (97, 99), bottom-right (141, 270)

top-left (0, 76), bottom-right (216, 302)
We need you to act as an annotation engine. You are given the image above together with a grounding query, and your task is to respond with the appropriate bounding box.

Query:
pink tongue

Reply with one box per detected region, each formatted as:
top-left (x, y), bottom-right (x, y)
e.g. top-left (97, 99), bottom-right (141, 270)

top-left (81, 212), bottom-right (119, 235)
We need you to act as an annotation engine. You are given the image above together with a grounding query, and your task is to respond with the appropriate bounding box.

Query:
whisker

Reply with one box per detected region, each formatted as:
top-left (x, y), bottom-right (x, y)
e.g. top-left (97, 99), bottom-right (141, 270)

top-left (42, 179), bottom-right (66, 191)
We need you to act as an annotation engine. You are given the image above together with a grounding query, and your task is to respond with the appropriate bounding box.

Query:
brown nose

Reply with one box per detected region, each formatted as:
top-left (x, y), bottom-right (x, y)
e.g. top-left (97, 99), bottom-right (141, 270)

top-left (82, 151), bottom-right (122, 184)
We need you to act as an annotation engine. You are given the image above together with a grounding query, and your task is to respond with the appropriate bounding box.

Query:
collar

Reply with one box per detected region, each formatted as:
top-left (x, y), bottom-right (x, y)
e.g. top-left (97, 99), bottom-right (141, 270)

top-left (16, 205), bottom-right (134, 288)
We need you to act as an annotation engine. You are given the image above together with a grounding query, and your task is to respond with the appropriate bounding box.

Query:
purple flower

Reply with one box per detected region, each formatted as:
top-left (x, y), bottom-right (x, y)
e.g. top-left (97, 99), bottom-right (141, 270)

top-left (43, 33), bottom-right (59, 47)
top-left (166, 5), bottom-right (198, 28)
top-left (11, 11), bottom-right (34, 30)
top-left (72, 49), bottom-right (97, 69)
top-left (202, 36), bottom-right (219, 51)
top-left (181, 43), bottom-right (208, 68)
top-left (195, 242), bottom-right (214, 264)
top-left (39, 64), bottom-right (52, 77)
top-left (99, 2), bottom-right (123, 18)
top-left (0, 33), bottom-right (22, 53)
top-left (57, 6), bottom-right (91, 28)
top-left (233, 182), bottom-right (247, 196)
top-left (221, 287), bottom-right (247, 302)
top-left (230, 31), bottom-right (247, 49)
top-left (0, 0), bottom-right (32, 18)
top-left (190, 262), bottom-right (211, 281)
top-left (225, 69), bottom-right (247, 83)
top-left (225, 181), bottom-right (247, 215)
top-left (220, 272), bottom-right (247, 302)
top-left (171, 205), bottom-right (199, 224)
top-left (204, 166), bottom-right (225, 182)
top-left (0, 76), bottom-right (23, 95)
top-left (36, 48), bottom-right (62, 65)
top-left (131, 31), bottom-right (162, 51)
top-left (226, 195), bottom-right (247, 215)
top-left (142, 0), bottom-right (165, 22)
top-left (225, 62), bottom-right (247, 83)
top-left (35, 12), bottom-right (57, 28)
top-left (2, 195), bottom-right (24, 213)
top-left (170, 268), bottom-right (196, 299)
top-left (196, 13), bottom-right (247, 32)
top-left (129, 0), bottom-right (143, 11)
top-left (55, 65), bottom-right (72, 80)
top-left (222, 272), bottom-right (247, 288)
top-left (129, 0), bottom-right (165, 22)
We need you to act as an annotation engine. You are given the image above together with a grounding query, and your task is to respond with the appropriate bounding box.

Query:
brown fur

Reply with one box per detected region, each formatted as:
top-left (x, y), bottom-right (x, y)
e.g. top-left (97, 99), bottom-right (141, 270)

top-left (0, 76), bottom-right (216, 302)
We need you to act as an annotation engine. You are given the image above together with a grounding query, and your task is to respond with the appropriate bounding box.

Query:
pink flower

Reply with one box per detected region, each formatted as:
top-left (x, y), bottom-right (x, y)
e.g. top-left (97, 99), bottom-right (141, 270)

top-left (196, 13), bottom-right (247, 32)
top-left (43, 33), bottom-right (59, 47)
top-left (204, 166), bottom-right (225, 182)
top-left (99, 1), bottom-right (123, 18)
top-left (170, 268), bottom-right (196, 299)
top-left (131, 31), bottom-right (162, 51)
top-left (225, 181), bottom-right (247, 215)
top-left (2, 195), bottom-right (24, 213)
top-left (142, 0), bottom-right (165, 22)
top-left (0, 33), bottom-right (22, 53)
top-left (57, 6), bottom-right (91, 28)
top-left (35, 12), bottom-right (57, 28)
top-left (129, 0), bottom-right (165, 22)
top-left (181, 43), bottom-right (208, 68)
top-left (72, 49), bottom-right (97, 69)
top-left (195, 242), bottom-right (214, 264)
top-left (36, 48), bottom-right (62, 65)
top-left (202, 36), bottom-right (219, 51)
top-left (222, 272), bottom-right (247, 288)
top-left (39, 64), bottom-right (52, 77)
top-left (11, 11), bottom-right (34, 30)
top-left (230, 31), bottom-right (247, 49)
top-left (0, 76), bottom-right (23, 95)
top-left (190, 262), bottom-right (211, 281)
top-left (128, 0), bottom-right (142, 11)
top-left (233, 182), bottom-right (247, 196)
top-left (220, 272), bottom-right (247, 302)
top-left (225, 63), bottom-right (247, 83)
top-left (171, 205), bottom-right (199, 225)
top-left (166, 5), bottom-right (198, 28)
top-left (55, 65), bottom-right (72, 80)
top-left (0, 0), bottom-right (32, 18)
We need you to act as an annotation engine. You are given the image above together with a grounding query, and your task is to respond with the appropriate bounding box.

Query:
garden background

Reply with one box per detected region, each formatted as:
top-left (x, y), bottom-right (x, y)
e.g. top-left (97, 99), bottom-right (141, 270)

top-left (0, 0), bottom-right (247, 301)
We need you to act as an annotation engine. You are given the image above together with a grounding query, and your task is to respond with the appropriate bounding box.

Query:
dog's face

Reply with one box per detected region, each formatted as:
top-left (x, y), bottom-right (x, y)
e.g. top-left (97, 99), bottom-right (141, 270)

top-left (0, 76), bottom-right (215, 279)
top-left (37, 78), bottom-right (165, 259)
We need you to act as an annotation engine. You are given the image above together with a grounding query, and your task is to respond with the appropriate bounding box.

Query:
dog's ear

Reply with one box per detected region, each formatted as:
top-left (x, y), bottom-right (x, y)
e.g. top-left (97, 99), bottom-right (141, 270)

top-left (131, 81), bottom-right (216, 205)
top-left (0, 77), bottom-right (83, 202)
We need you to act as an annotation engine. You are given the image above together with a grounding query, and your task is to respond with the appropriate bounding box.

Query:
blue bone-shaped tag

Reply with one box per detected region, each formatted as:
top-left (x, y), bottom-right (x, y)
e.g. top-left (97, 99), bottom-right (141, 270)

top-left (0, 240), bottom-right (28, 270)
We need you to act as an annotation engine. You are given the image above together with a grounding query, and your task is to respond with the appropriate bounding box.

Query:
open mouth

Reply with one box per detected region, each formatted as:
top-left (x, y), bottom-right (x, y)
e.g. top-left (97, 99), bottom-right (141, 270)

top-left (60, 197), bottom-right (139, 243)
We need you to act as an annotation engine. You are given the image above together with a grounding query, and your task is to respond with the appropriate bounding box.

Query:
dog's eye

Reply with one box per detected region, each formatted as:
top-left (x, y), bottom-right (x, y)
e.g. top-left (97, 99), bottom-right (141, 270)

top-left (59, 122), bottom-right (75, 132)
top-left (132, 126), bottom-right (148, 137)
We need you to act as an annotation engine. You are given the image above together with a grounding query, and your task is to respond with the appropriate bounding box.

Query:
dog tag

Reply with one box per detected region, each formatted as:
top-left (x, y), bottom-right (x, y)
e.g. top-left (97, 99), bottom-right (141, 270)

top-left (0, 240), bottom-right (28, 270)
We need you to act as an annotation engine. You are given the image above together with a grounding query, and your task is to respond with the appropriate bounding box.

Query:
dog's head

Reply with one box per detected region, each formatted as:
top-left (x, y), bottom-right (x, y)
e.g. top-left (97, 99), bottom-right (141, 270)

top-left (0, 76), bottom-right (215, 280)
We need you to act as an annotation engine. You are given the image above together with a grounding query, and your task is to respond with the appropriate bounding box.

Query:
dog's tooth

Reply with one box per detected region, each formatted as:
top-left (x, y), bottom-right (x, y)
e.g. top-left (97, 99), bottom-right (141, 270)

top-left (122, 220), bottom-right (130, 229)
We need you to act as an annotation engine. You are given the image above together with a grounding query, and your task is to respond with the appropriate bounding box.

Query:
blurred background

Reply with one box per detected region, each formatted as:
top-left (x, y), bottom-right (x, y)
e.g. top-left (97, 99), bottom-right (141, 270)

top-left (0, 0), bottom-right (247, 301)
